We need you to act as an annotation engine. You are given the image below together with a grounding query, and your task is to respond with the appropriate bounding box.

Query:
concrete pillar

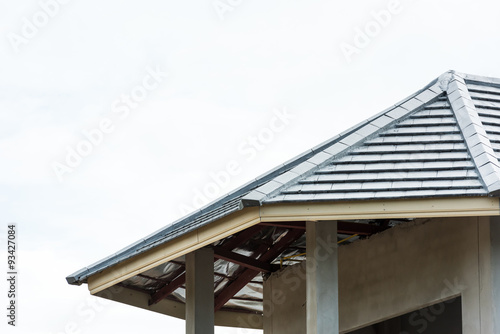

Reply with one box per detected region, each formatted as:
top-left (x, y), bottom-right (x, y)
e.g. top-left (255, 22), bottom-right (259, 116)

top-left (185, 248), bottom-right (214, 334)
top-left (491, 216), bottom-right (500, 333)
top-left (306, 221), bottom-right (339, 334)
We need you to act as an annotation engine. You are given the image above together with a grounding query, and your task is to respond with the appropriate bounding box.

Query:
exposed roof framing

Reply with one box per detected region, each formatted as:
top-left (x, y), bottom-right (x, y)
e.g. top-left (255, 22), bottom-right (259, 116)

top-left (214, 228), bottom-right (305, 312)
top-left (146, 220), bottom-right (389, 308)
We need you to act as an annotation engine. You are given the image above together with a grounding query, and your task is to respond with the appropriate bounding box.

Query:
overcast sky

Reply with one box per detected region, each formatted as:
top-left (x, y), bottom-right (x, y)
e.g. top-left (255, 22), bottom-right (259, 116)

top-left (2, 0), bottom-right (500, 333)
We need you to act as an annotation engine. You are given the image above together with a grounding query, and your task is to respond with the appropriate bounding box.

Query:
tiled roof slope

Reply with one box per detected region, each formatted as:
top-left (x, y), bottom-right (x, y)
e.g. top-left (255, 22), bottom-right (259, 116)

top-left (266, 96), bottom-right (486, 202)
top-left (247, 71), bottom-right (500, 204)
top-left (67, 70), bottom-right (500, 286)
top-left (467, 77), bottom-right (500, 158)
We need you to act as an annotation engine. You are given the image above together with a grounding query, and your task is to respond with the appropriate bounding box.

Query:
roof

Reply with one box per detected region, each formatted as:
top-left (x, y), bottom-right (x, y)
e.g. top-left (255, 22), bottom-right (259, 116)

top-left (67, 70), bottom-right (500, 289)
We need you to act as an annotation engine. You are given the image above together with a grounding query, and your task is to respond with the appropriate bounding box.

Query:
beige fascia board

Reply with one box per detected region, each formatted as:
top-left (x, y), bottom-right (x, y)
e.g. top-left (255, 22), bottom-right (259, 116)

top-left (260, 197), bottom-right (500, 222)
top-left (96, 286), bottom-right (263, 329)
top-left (88, 207), bottom-right (261, 295)
top-left (88, 197), bottom-right (500, 295)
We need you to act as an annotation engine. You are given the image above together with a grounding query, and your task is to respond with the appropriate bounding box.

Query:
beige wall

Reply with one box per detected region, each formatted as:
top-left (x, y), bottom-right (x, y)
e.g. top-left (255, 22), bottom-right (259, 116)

top-left (263, 217), bottom-right (494, 334)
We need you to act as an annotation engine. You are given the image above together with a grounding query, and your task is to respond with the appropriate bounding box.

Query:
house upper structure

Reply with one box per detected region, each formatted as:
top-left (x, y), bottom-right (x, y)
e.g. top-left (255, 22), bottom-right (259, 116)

top-left (67, 71), bottom-right (500, 334)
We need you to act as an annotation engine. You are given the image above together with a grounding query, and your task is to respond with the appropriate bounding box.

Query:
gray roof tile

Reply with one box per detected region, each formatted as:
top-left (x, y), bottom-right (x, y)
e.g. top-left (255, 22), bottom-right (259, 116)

top-left (436, 170), bottom-right (468, 178)
top-left (467, 82), bottom-right (500, 95)
top-left (404, 189), bottom-right (437, 197)
top-left (302, 183), bottom-right (332, 192)
top-left (393, 181), bottom-right (423, 189)
top-left (331, 183), bottom-right (363, 190)
top-left (373, 191), bottom-right (405, 199)
top-left (401, 98), bottom-right (424, 111)
top-left (345, 191), bottom-right (376, 199)
top-left (465, 133), bottom-right (492, 149)
top-left (317, 174), bottom-right (348, 181)
top-left (386, 106), bottom-right (410, 119)
top-left (363, 162), bottom-right (396, 171)
top-left (451, 96), bottom-right (477, 112)
top-left (475, 100), bottom-right (500, 110)
top-left (447, 89), bottom-right (463, 104)
top-left (284, 184), bottom-right (303, 193)
top-left (323, 142), bottom-right (349, 156)
top-left (451, 179), bottom-right (483, 188)
top-left (340, 132), bottom-right (365, 146)
top-left (254, 180), bottom-right (284, 195)
top-left (273, 170), bottom-right (300, 185)
top-left (452, 160), bottom-right (476, 168)
top-left (313, 193), bottom-right (345, 201)
top-left (333, 163), bottom-right (366, 171)
top-left (361, 182), bottom-right (393, 190)
top-left (283, 194), bottom-right (315, 201)
top-left (428, 82), bottom-right (444, 95)
top-left (415, 89), bottom-right (440, 104)
top-left (482, 119), bottom-right (500, 129)
top-left (421, 180), bottom-right (453, 188)
top-left (487, 180), bottom-right (500, 193)
top-left (371, 115), bottom-right (394, 128)
top-left (416, 106), bottom-right (452, 115)
top-left (289, 161), bottom-right (316, 175)
top-left (306, 151), bottom-right (333, 166)
top-left (466, 188), bottom-right (488, 195)
top-left (475, 152), bottom-right (500, 168)
top-left (355, 123), bottom-right (380, 137)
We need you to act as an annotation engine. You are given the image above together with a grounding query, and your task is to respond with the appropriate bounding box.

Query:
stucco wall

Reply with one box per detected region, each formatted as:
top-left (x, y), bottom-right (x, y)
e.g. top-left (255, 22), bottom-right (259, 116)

top-left (263, 217), bottom-right (493, 333)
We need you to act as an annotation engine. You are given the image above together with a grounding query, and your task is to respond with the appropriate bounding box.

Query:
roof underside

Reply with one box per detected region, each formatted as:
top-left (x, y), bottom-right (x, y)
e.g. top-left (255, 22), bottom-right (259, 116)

top-left (118, 219), bottom-right (403, 314)
top-left (68, 70), bottom-right (500, 316)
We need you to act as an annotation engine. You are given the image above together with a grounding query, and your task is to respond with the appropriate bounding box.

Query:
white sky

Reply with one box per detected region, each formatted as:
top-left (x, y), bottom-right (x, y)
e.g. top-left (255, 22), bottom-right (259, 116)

top-left (2, 0), bottom-right (500, 333)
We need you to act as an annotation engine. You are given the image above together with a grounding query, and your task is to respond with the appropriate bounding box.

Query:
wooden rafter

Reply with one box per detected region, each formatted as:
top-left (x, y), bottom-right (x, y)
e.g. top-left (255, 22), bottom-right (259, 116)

top-left (214, 229), bottom-right (304, 312)
top-left (213, 247), bottom-right (280, 273)
top-left (148, 270), bottom-right (186, 306)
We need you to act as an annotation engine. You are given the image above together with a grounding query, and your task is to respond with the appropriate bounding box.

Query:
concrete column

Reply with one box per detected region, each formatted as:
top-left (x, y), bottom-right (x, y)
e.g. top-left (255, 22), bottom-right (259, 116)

top-left (306, 221), bottom-right (339, 334)
top-left (185, 248), bottom-right (214, 334)
top-left (491, 216), bottom-right (500, 333)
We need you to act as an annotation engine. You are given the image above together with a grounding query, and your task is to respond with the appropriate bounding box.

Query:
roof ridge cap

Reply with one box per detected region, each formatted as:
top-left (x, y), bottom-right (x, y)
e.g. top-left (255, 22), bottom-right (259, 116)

top-left (447, 73), bottom-right (500, 196)
top-left (437, 70), bottom-right (456, 91)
